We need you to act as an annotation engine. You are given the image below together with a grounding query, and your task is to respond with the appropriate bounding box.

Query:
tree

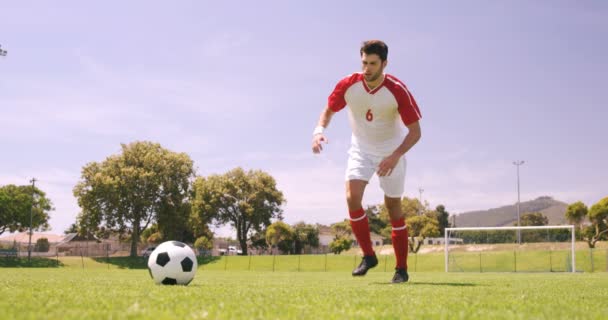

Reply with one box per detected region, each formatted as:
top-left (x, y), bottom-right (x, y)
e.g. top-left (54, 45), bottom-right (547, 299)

top-left (249, 230), bottom-right (269, 252)
top-left (520, 212), bottom-right (548, 226)
top-left (0, 184), bottom-right (52, 236)
top-left (364, 205), bottom-right (391, 244)
top-left (377, 196), bottom-right (425, 220)
top-left (192, 167), bottom-right (285, 256)
top-left (265, 221), bottom-right (294, 254)
top-left (64, 223), bottom-right (78, 234)
top-left (328, 220), bottom-right (356, 254)
top-left (330, 220), bottom-right (352, 237)
top-left (434, 205), bottom-right (450, 235)
top-left (377, 197), bottom-right (438, 251)
top-left (365, 205), bottom-right (386, 234)
top-left (140, 224), bottom-right (162, 245)
top-left (292, 222), bottom-right (320, 254)
top-left (566, 201), bottom-right (588, 237)
top-left (407, 215), bottom-right (440, 253)
top-left (194, 235), bottom-right (213, 254)
top-left (516, 212), bottom-right (549, 242)
top-left (565, 198), bottom-right (608, 248)
top-left (329, 236), bottom-right (352, 254)
top-left (73, 141), bottom-right (195, 257)
top-left (585, 197), bottom-right (608, 248)
top-left (35, 238), bottom-right (50, 252)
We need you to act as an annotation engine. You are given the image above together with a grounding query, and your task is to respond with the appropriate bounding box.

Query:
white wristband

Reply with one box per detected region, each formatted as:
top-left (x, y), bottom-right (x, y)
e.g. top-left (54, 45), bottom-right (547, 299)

top-left (313, 125), bottom-right (325, 136)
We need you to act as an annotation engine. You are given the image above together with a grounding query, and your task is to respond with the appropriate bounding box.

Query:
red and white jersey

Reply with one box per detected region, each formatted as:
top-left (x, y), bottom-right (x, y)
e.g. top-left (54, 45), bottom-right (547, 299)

top-left (328, 73), bottom-right (421, 156)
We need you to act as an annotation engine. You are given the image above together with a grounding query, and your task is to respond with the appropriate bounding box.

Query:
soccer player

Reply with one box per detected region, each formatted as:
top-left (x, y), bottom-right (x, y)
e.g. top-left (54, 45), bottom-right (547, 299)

top-left (311, 40), bottom-right (422, 283)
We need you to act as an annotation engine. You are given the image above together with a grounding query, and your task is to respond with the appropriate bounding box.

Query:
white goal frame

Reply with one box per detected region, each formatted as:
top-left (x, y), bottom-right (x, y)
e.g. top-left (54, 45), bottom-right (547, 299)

top-left (444, 225), bottom-right (576, 273)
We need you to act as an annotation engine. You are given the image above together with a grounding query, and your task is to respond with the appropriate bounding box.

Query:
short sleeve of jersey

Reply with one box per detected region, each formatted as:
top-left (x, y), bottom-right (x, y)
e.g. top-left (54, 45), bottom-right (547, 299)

top-left (386, 75), bottom-right (422, 125)
top-left (327, 73), bottom-right (360, 112)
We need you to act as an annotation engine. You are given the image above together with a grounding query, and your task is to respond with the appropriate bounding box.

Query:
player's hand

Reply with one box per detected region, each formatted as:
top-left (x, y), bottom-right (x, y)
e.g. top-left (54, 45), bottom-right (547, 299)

top-left (312, 134), bottom-right (328, 154)
top-left (377, 153), bottom-right (400, 176)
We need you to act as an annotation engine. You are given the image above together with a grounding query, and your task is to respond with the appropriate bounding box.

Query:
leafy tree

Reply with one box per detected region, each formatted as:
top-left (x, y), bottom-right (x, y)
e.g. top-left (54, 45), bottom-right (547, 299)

top-left (139, 224), bottom-right (158, 243)
top-left (407, 215), bottom-right (440, 253)
top-left (292, 222), bottom-right (319, 254)
top-left (35, 238), bottom-right (50, 252)
top-left (566, 201), bottom-right (588, 239)
top-left (364, 205), bottom-right (392, 244)
top-left (515, 212), bottom-right (549, 242)
top-left (434, 205), bottom-right (450, 235)
top-left (64, 223), bottom-right (78, 234)
top-left (520, 212), bottom-right (548, 226)
top-left (73, 141), bottom-right (195, 257)
top-left (192, 167), bottom-right (285, 256)
top-left (330, 220), bottom-right (352, 237)
top-left (69, 211), bottom-right (112, 241)
top-left (249, 230), bottom-right (269, 252)
top-left (585, 197), bottom-right (608, 248)
top-left (194, 235), bottom-right (213, 254)
top-left (376, 197), bottom-right (438, 251)
top-left (329, 236), bottom-right (352, 254)
top-left (377, 196), bottom-right (425, 219)
top-left (0, 184), bottom-right (52, 236)
top-left (146, 232), bottom-right (163, 245)
top-left (564, 198), bottom-right (608, 248)
top-left (265, 221), bottom-right (294, 254)
top-left (364, 205), bottom-right (385, 233)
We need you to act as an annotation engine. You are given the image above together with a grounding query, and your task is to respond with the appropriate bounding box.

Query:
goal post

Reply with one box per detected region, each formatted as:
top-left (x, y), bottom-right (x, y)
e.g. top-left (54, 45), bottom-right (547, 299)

top-left (444, 225), bottom-right (576, 273)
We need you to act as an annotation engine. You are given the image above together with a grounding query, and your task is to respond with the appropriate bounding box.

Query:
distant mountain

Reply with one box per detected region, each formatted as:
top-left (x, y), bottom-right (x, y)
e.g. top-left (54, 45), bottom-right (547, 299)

top-left (453, 196), bottom-right (569, 227)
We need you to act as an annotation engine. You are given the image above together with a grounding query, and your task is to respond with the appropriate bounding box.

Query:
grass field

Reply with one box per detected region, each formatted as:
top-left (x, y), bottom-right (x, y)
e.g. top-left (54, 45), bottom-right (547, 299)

top-left (1, 268), bottom-right (607, 320)
top-left (1, 256), bottom-right (607, 320)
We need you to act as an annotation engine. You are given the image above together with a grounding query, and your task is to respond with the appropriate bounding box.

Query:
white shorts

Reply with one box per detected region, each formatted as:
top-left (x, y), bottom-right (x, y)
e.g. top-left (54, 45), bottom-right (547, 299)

top-left (345, 148), bottom-right (407, 198)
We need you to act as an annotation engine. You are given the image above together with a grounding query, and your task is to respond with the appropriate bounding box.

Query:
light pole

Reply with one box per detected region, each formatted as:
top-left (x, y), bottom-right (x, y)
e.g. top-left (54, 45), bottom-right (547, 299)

top-left (513, 161), bottom-right (525, 245)
top-left (28, 178), bottom-right (37, 262)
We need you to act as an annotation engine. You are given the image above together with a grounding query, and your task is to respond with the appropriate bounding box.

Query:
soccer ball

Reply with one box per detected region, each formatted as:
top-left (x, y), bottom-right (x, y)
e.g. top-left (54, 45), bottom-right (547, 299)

top-left (147, 241), bottom-right (198, 285)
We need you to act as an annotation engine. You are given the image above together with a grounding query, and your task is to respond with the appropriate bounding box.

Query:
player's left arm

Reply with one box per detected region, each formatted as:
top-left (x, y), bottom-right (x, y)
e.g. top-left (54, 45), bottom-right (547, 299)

top-left (377, 121), bottom-right (421, 177)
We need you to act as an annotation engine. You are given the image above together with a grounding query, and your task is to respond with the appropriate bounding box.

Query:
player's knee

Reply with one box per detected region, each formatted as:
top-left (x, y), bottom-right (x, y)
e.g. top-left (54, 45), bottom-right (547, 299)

top-left (346, 190), bottom-right (363, 202)
top-left (346, 189), bottom-right (363, 207)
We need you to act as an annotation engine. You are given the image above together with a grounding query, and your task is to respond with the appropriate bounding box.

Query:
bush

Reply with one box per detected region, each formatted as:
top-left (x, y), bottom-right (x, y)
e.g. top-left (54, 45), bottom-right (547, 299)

top-left (35, 238), bottom-right (50, 252)
top-left (194, 236), bottom-right (213, 251)
top-left (329, 236), bottom-right (352, 255)
top-left (146, 232), bottom-right (163, 244)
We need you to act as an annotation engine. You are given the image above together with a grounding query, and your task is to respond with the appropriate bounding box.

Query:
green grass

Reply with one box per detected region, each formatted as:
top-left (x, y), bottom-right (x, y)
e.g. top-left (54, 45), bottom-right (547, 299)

top-left (0, 267), bottom-right (607, 320)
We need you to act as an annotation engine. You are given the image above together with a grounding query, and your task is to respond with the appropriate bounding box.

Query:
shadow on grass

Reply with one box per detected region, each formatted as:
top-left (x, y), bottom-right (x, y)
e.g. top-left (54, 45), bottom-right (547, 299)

top-left (0, 257), bottom-right (64, 268)
top-left (371, 281), bottom-right (478, 287)
top-left (407, 281), bottom-right (478, 287)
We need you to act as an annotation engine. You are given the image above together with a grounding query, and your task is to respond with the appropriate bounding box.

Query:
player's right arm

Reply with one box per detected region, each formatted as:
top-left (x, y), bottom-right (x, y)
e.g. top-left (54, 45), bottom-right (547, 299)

top-left (311, 106), bottom-right (335, 154)
top-left (313, 73), bottom-right (354, 154)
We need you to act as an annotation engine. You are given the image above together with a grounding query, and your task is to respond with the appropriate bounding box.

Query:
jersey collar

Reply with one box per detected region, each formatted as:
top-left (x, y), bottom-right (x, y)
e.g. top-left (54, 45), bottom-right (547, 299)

top-left (362, 74), bottom-right (386, 94)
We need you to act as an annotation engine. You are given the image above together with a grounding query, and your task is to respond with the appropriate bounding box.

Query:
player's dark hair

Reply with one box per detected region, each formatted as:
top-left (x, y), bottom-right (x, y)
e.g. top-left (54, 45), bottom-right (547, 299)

top-left (360, 40), bottom-right (388, 61)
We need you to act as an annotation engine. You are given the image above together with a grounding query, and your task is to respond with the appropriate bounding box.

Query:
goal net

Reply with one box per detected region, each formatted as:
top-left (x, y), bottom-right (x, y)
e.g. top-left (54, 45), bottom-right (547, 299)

top-left (444, 225), bottom-right (576, 273)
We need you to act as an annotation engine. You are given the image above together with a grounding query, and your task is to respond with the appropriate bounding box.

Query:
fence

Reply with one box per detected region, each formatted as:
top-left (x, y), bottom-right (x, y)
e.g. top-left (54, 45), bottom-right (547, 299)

top-left (3, 248), bottom-right (607, 272)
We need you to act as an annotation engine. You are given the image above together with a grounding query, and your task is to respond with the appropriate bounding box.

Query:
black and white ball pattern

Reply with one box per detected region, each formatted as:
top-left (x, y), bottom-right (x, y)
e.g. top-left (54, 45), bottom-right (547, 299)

top-left (147, 241), bottom-right (198, 285)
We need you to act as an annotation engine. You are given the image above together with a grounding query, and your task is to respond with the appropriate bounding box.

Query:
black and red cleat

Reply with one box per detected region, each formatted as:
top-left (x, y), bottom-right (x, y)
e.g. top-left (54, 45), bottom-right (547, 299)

top-left (352, 254), bottom-right (378, 276)
top-left (391, 268), bottom-right (409, 283)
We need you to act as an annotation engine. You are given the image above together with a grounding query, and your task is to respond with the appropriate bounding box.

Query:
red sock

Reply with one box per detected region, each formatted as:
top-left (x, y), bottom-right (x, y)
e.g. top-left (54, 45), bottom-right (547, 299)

top-left (391, 218), bottom-right (409, 270)
top-left (349, 208), bottom-right (374, 256)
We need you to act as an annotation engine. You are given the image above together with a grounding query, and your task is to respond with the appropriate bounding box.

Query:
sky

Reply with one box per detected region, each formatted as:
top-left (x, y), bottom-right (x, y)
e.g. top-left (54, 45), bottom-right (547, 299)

top-left (1, 1), bottom-right (606, 237)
